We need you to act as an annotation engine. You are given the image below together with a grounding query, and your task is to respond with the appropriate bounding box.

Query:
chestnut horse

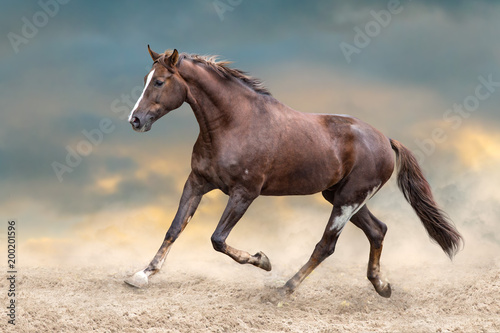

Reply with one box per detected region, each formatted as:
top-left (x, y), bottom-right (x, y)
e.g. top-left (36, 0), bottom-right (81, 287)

top-left (125, 46), bottom-right (462, 297)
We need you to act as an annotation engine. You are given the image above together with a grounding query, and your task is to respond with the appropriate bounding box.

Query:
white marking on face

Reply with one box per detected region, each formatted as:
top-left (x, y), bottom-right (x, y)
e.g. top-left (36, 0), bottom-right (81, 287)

top-left (244, 169), bottom-right (249, 175)
top-left (128, 69), bottom-right (156, 122)
top-left (329, 184), bottom-right (381, 232)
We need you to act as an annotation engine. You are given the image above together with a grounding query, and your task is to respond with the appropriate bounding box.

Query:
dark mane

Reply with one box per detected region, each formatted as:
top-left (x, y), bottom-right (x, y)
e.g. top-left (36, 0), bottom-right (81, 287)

top-left (162, 50), bottom-right (271, 96)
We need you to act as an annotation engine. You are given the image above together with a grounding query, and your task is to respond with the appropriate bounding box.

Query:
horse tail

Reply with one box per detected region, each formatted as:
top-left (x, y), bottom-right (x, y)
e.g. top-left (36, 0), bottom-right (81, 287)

top-left (390, 138), bottom-right (463, 259)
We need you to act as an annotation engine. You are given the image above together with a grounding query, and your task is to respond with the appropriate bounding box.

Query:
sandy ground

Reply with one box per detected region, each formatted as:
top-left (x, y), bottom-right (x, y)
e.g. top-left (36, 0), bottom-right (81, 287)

top-left (2, 257), bottom-right (499, 333)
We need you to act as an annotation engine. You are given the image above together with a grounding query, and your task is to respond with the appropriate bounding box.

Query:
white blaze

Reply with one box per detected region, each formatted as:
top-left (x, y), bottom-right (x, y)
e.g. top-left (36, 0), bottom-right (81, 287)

top-left (128, 69), bottom-right (156, 121)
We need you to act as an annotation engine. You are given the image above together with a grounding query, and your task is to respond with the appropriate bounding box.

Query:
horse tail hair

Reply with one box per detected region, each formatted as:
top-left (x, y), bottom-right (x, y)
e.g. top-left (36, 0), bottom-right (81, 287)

top-left (390, 138), bottom-right (463, 259)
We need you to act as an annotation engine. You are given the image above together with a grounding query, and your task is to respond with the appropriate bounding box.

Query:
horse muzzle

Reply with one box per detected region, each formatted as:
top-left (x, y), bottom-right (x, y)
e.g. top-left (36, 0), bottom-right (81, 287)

top-left (129, 115), bottom-right (153, 132)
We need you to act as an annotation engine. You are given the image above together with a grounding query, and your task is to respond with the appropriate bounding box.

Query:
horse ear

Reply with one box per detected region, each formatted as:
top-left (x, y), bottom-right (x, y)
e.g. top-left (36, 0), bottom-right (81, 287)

top-left (168, 49), bottom-right (179, 66)
top-left (148, 44), bottom-right (161, 61)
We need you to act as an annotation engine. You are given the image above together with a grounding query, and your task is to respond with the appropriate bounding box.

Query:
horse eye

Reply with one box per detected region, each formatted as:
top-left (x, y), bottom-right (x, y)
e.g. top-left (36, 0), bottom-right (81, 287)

top-left (154, 80), bottom-right (164, 87)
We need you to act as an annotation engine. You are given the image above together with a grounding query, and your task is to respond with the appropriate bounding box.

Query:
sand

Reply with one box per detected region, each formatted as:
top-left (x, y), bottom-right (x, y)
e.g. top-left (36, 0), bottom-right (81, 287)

top-left (3, 258), bottom-right (499, 333)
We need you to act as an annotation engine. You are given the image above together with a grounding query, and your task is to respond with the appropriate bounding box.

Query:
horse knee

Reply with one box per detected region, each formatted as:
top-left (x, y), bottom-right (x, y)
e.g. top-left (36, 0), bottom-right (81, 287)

top-left (211, 235), bottom-right (226, 252)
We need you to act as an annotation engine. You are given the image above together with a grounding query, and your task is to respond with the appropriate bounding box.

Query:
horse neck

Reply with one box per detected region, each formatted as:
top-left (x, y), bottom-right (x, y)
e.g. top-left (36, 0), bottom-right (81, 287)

top-left (179, 61), bottom-right (255, 144)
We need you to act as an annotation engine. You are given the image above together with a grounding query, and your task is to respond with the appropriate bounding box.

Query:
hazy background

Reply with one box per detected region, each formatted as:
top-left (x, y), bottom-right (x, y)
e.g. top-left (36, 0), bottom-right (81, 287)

top-left (1, 0), bottom-right (499, 274)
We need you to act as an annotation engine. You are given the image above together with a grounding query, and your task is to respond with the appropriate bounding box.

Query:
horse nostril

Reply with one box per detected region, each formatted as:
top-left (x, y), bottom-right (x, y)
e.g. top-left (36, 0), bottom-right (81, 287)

top-left (130, 116), bottom-right (141, 129)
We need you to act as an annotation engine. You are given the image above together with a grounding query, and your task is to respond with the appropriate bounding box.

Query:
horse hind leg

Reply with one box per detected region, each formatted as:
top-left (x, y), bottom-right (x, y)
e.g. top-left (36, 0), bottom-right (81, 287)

top-left (350, 205), bottom-right (391, 298)
top-left (281, 188), bottom-right (373, 294)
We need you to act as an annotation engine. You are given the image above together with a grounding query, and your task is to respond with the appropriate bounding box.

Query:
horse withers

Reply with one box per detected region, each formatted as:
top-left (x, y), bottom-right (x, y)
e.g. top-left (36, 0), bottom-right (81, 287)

top-left (125, 46), bottom-right (463, 297)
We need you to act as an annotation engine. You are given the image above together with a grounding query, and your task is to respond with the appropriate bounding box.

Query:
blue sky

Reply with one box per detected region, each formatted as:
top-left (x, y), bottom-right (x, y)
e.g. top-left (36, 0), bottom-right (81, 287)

top-left (1, 0), bottom-right (499, 266)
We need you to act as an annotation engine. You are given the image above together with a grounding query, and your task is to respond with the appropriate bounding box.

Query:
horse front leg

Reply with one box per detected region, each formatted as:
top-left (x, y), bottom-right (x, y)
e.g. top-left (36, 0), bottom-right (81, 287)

top-left (211, 190), bottom-right (272, 271)
top-left (125, 172), bottom-right (211, 288)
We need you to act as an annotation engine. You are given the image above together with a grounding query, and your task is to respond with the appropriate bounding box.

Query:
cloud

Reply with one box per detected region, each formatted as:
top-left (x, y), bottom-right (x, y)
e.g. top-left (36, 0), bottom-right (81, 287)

top-left (444, 125), bottom-right (500, 170)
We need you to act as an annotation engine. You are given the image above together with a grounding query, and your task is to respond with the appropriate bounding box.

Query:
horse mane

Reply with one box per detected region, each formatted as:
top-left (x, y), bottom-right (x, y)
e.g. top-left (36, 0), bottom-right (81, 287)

top-left (162, 50), bottom-right (271, 96)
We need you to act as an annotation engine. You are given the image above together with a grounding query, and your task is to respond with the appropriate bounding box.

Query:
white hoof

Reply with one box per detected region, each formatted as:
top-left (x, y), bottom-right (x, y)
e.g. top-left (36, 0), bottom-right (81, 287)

top-left (124, 270), bottom-right (149, 288)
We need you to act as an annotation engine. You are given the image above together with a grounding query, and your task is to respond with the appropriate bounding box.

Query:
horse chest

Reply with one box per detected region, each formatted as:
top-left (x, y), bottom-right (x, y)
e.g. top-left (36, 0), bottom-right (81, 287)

top-left (191, 147), bottom-right (260, 193)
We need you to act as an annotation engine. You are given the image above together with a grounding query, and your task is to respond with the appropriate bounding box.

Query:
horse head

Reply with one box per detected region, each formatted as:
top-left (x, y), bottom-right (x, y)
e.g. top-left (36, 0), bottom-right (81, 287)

top-left (128, 46), bottom-right (187, 132)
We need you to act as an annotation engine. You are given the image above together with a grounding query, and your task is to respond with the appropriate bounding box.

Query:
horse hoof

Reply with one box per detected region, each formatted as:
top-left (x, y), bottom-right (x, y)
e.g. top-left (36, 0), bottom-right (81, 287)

top-left (254, 251), bottom-right (272, 271)
top-left (278, 285), bottom-right (294, 296)
top-left (375, 282), bottom-right (392, 298)
top-left (124, 271), bottom-right (149, 288)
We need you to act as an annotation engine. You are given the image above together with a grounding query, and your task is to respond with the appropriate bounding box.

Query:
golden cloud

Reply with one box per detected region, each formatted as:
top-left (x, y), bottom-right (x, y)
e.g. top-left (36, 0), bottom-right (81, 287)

top-left (446, 125), bottom-right (500, 170)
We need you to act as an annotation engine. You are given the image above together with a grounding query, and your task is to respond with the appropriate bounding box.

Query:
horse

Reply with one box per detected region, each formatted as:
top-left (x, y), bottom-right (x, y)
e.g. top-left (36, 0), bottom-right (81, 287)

top-left (125, 46), bottom-right (463, 297)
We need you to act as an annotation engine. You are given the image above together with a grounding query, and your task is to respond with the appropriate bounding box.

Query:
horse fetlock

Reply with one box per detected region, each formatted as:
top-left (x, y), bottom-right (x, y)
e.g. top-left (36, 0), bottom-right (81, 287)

top-left (280, 281), bottom-right (297, 296)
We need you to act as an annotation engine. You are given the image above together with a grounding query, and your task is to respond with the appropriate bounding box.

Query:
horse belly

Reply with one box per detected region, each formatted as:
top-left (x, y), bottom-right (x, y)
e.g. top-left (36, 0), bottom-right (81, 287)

top-left (260, 157), bottom-right (342, 196)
